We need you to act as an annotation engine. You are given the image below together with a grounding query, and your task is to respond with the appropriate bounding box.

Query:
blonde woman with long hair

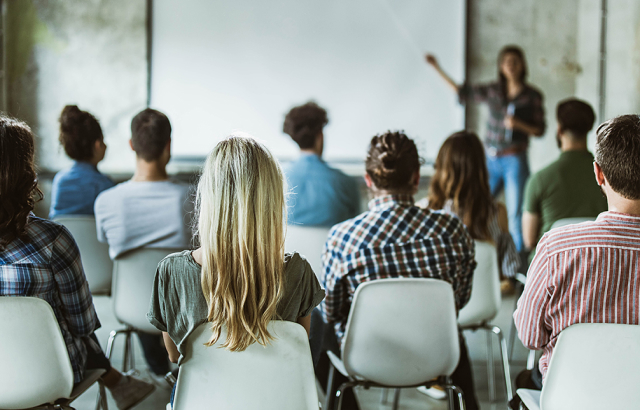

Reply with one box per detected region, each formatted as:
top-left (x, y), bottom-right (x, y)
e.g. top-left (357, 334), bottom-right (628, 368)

top-left (148, 134), bottom-right (325, 405)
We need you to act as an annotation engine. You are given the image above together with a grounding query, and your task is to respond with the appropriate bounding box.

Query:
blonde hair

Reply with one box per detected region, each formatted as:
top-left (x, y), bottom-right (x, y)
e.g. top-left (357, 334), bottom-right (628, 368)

top-left (195, 133), bottom-right (286, 351)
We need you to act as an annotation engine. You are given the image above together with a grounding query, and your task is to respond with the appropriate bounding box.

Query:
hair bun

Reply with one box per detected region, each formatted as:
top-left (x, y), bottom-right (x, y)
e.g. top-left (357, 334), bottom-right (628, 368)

top-left (60, 105), bottom-right (83, 128)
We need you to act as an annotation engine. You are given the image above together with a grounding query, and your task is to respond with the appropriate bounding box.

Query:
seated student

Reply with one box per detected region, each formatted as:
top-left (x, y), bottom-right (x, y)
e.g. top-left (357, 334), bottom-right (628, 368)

top-left (514, 115), bottom-right (640, 397)
top-left (95, 108), bottom-right (192, 385)
top-left (316, 131), bottom-right (479, 410)
top-left (147, 134), bottom-right (325, 407)
top-left (0, 116), bottom-right (154, 410)
top-left (522, 98), bottom-right (607, 258)
top-left (419, 131), bottom-right (519, 291)
top-left (49, 105), bottom-right (114, 219)
top-left (283, 101), bottom-right (360, 226)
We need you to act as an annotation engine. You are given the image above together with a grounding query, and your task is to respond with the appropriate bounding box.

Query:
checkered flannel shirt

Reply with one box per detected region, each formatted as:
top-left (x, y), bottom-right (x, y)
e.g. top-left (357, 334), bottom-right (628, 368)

top-left (0, 216), bottom-right (100, 383)
top-left (321, 195), bottom-right (476, 341)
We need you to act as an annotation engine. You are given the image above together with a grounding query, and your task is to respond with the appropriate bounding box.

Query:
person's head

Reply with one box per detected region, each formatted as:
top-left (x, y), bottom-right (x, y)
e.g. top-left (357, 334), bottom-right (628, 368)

top-left (556, 98), bottom-right (596, 148)
top-left (130, 108), bottom-right (172, 163)
top-left (59, 105), bottom-right (106, 165)
top-left (0, 116), bottom-right (42, 248)
top-left (283, 101), bottom-right (328, 155)
top-left (365, 131), bottom-right (422, 195)
top-left (427, 131), bottom-right (493, 240)
top-left (594, 115), bottom-right (640, 201)
top-left (195, 133), bottom-right (286, 351)
top-left (498, 45), bottom-right (527, 84)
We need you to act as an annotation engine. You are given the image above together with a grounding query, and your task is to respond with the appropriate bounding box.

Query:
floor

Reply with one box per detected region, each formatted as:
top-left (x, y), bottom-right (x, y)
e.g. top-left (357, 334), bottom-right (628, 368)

top-left (73, 293), bottom-right (530, 410)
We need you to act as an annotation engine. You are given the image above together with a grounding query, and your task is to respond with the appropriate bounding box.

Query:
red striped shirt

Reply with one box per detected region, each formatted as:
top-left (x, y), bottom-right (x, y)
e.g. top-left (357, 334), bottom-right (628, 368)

top-left (514, 211), bottom-right (640, 380)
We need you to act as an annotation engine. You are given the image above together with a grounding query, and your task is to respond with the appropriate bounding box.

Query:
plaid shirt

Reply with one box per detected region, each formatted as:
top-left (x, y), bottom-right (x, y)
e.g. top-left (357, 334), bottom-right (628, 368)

top-left (459, 81), bottom-right (546, 152)
top-left (321, 195), bottom-right (476, 341)
top-left (0, 216), bottom-right (100, 383)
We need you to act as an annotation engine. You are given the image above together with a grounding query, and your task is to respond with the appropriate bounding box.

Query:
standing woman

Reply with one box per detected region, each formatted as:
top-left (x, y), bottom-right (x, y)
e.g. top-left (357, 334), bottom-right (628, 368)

top-left (425, 46), bottom-right (546, 256)
top-left (49, 105), bottom-right (114, 219)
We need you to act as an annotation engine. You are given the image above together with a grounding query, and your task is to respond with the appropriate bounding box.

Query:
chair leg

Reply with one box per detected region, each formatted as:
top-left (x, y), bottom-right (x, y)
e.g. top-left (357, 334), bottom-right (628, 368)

top-left (323, 363), bottom-right (336, 410)
top-left (380, 388), bottom-right (389, 404)
top-left (95, 381), bottom-right (108, 410)
top-left (335, 381), bottom-right (359, 410)
top-left (508, 280), bottom-right (525, 360)
top-left (122, 332), bottom-right (131, 372)
top-left (391, 388), bottom-right (401, 410)
top-left (443, 377), bottom-right (466, 410)
top-left (486, 330), bottom-right (495, 402)
top-left (492, 325), bottom-right (513, 401)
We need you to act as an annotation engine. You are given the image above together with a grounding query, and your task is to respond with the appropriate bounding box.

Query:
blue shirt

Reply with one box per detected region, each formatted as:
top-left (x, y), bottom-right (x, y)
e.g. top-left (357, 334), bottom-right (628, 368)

top-left (49, 162), bottom-right (115, 219)
top-left (284, 154), bottom-right (360, 227)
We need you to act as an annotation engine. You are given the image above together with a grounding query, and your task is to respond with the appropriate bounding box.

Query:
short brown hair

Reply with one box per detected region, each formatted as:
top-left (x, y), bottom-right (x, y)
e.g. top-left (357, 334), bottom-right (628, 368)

top-left (283, 102), bottom-right (328, 149)
top-left (595, 115), bottom-right (640, 200)
top-left (131, 108), bottom-right (171, 161)
top-left (556, 98), bottom-right (595, 138)
top-left (365, 131), bottom-right (422, 191)
top-left (0, 116), bottom-right (42, 248)
top-left (59, 105), bottom-right (104, 161)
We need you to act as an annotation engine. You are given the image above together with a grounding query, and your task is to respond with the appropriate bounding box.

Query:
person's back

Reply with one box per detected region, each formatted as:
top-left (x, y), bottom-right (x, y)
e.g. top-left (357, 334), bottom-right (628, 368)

top-left (49, 105), bottom-right (114, 219)
top-left (523, 99), bottom-right (607, 252)
top-left (94, 108), bottom-right (192, 259)
top-left (282, 102), bottom-right (360, 226)
top-left (515, 114), bottom-right (640, 382)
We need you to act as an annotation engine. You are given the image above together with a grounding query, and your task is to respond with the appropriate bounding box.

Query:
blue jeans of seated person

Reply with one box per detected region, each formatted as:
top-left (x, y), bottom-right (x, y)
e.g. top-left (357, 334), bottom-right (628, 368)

top-left (137, 332), bottom-right (170, 376)
top-left (487, 152), bottom-right (530, 253)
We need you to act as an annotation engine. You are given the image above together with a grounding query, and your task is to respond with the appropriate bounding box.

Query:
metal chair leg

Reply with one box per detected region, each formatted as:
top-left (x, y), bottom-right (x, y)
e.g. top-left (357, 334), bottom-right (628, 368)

top-left (392, 388), bottom-right (401, 410)
top-left (486, 330), bottom-right (495, 402)
top-left (509, 278), bottom-right (526, 360)
top-left (380, 388), bottom-right (389, 404)
top-left (492, 325), bottom-right (513, 401)
top-left (443, 377), bottom-right (466, 410)
top-left (335, 381), bottom-right (358, 410)
top-left (95, 381), bottom-right (108, 410)
top-left (323, 363), bottom-right (336, 410)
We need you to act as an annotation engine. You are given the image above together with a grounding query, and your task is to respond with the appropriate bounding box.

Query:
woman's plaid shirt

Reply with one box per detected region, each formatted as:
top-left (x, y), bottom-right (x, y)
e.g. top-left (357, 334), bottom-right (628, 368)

top-left (0, 216), bottom-right (100, 383)
top-left (321, 195), bottom-right (476, 341)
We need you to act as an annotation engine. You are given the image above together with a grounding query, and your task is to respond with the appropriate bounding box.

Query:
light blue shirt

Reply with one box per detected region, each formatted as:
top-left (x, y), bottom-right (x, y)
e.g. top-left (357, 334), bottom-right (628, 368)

top-left (49, 162), bottom-right (115, 219)
top-left (284, 153), bottom-right (360, 226)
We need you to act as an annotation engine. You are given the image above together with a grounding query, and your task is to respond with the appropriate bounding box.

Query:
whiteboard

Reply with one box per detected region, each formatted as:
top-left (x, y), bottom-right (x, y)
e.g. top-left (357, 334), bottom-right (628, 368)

top-left (150, 0), bottom-right (466, 164)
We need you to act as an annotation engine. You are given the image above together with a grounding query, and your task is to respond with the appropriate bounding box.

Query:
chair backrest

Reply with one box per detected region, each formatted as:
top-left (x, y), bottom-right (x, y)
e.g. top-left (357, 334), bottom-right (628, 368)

top-left (173, 321), bottom-right (319, 410)
top-left (53, 215), bottom-right (113, 295)
top-left (341, 278), bottom-right (460, 386)
top-left (112, 247), bottom-right (182, 333)
top-left (541, 323), bottom-right (640, 410)
top-left (284, 225), bottom-right (331, 282)
top-left (457, 241), bottom-right (501, 327)
top-left (549, 217), bottom-right (595, 230)
top-left (0, 297), bottom-right (74, 409)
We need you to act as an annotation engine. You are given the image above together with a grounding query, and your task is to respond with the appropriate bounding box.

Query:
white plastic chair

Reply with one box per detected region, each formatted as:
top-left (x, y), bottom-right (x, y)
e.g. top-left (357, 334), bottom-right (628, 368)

top-left (458, 241), bottom-right (512, 402)
top-left (172, 321), bottom-right (319, 410)
top-left (285, 225), bottom-right (331, 282)
top-left (53, 216), bottom-right (113, 295)
top-left (517, 323), bottom-right (640, 410)
top-left (106, 247), bottom-right (181, 372)
top-left (0, 296), bottom-right (107, 410)
top-left (326, 278), bottom-right (465, 410)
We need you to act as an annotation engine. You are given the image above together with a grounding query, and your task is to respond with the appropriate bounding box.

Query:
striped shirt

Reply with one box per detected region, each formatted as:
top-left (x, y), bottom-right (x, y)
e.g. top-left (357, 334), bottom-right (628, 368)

top-left (0, 216), bottom-right (101, 383)
top-left (321, 194), bottom-right (476, 341)
top-left (514, 211), bottom-right (640, 380)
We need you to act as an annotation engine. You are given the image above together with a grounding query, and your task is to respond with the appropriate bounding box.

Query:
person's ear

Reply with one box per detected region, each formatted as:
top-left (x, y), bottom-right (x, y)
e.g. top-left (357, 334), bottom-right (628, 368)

top-left (594, 161), bottom-right (606, 186)
top-left (364, 173), bottom-right (373, 189)
top-left (129, 139), bottom-right (134, 151)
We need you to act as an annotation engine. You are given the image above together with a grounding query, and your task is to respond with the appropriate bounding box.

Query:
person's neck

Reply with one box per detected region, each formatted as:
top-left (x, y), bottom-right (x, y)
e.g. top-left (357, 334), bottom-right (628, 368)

top-left (560, 135), bottom-right (588, 152)
top-left (300, 148), bottom-right (321, 157)
top-left (506, 79), bottom-right (523, 97)
top-left (131, 158), bottom-right (168, 182)
top-left (371, 189), bottom-right (414, 198)
top-left (607, 195), bottom-right (640, 216)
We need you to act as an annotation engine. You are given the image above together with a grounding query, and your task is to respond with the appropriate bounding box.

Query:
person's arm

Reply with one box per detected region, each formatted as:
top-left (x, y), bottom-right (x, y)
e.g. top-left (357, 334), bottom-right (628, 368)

top-left (297, 314), bottom-right (311, 337)
top-left (522, 211), bottom-right (541, 251)
top-left (504, 116), bottom-right (545, 137)
top-left (425, 54), bottom-right (461, 94)
top-left (513, 235), bottom-right (552, 350)
top-left (162, 332), bottom-right (180, 363)
top-left (320, 235), bottom-right (349, 326)
top-left (52, 226), bottom-right (99, 338)
top-left (451, 221), bottom-right (476, 310)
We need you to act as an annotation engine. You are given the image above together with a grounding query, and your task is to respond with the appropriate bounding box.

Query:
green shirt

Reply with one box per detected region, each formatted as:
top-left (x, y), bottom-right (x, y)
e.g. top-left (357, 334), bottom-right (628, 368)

top-left (147, 251), bottom-right (325, 365)
top-left (524, 150), bottom-right (608, 237)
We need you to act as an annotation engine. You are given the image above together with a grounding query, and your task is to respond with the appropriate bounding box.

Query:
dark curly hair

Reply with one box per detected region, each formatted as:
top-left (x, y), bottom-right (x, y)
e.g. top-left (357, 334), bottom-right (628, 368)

top-left (0, 116), bottom-right (43, 248)
top-left (283, 102), bottom-right (328, 150)
top-left (365, 131), bottom-right (422, 191)
top-left (59, 105), bottom-right (104, 161)
top-left (131, 108), bottom-right (172, 161)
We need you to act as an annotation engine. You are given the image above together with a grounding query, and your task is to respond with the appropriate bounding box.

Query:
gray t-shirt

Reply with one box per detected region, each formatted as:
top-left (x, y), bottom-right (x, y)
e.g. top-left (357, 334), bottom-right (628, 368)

top-left (94, 179), bottom-right (193, 259)
top-left (147, 251), bottom-right (325, 365)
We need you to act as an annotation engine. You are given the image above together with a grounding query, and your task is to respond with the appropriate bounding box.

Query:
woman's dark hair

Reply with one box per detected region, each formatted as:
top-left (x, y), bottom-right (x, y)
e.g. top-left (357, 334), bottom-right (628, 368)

top-left (59, 105), bottom-right (104, 161)
top-left (365, 131), bottom-right (422, 191)
top-left (498, 45), bottom-right (528, 98)
top-left (283, 102), bottom-right (328, 150)
top-left (595, 114), bottom-right (640, 200)
top-left (427, 131), bottom-right (493, 240)
top-left (0, 116), bottom-right (43, 248)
